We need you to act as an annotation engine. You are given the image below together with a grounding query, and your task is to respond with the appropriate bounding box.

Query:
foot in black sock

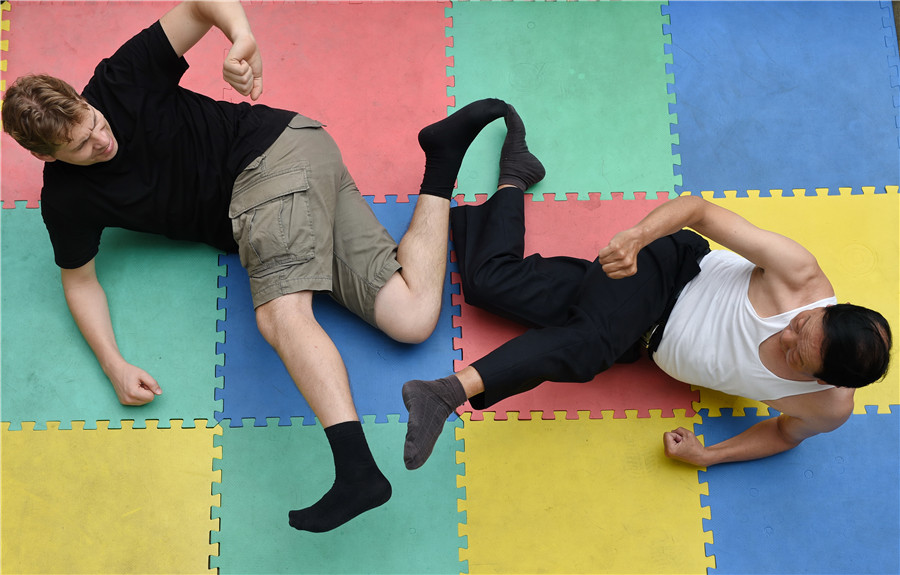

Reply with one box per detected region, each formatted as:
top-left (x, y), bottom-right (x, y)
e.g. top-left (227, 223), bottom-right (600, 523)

top-left (402, 375), bottom-right (468, 470)
top-left (418, 98), bottom-right (508, 199)
top-left (289, 421), bottom-right (392, 533)
top-left (498, 105), bottom-right (545, 192)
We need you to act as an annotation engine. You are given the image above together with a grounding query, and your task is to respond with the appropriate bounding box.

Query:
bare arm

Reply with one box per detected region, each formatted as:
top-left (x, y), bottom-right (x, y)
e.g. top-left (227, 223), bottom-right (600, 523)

top-left (597, 195), bottom-right (828, 295)
top-left (159, 1), bottom-right (263, 100)
top-left (663, 398), bottom-right (852, 466)
top-left (61, 259), bottom-right (161, 405)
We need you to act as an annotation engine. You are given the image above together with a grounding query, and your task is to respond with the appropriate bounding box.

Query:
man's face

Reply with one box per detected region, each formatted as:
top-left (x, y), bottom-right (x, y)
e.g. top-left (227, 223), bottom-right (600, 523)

top-left (38, 105), bottom-right (118, 165)
top-left (779, 307), bottom-right (827, 381)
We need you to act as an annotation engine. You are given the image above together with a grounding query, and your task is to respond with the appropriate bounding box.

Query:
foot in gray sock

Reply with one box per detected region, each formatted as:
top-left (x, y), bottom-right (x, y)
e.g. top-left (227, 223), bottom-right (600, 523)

top-left (498, 105), bottom-right (546, 192)
top-left (402, 376), bottom-right (468, 470)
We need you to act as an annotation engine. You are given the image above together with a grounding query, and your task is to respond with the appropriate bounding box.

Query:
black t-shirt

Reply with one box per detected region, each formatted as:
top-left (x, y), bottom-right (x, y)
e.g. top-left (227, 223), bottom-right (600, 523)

top-left (41, 21), bottom-right (296, 269)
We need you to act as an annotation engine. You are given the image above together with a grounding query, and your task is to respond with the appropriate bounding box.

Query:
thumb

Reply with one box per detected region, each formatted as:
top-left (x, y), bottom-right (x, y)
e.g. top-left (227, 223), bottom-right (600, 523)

top-left (140, 372), bottom-right (162, 396)
top-left (250, 75), bottom-right (263, 101)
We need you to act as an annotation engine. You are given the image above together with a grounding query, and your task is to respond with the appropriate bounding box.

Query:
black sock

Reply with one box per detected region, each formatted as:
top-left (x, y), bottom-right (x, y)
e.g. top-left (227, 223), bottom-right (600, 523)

top-left (402, 375), bottom-right (468, 470)
top-left (288, 421), bottom-right (391, 533)
top-left (418, 98), bottom-right (508, 199)
top-left (498, 105), bottom-right (545, 192)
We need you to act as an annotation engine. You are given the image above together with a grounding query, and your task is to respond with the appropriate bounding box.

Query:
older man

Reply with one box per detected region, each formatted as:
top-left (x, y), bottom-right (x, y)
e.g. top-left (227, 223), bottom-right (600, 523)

top-left (402, 108), bottom-right (892, 471)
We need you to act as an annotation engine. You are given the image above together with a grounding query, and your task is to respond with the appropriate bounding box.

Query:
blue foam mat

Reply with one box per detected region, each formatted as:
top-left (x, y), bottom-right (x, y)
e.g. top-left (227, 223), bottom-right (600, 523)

top-left (698, 406), bottom-right (900, 574)
top-left (666, 1), bottom-right (900, 194)
top-left (215, 196), bottom-right (460, 426)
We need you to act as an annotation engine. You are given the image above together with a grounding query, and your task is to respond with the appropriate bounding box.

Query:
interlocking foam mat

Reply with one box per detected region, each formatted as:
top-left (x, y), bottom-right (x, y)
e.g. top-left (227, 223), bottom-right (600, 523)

top-left (1, 206), bottom-right (223, 429)
top-left (698, 406), bottom-right (900, 574)
top-left (452, 194), bottom-right (701, 421)
top-left (447, 1), bottom-right (681, 202)
top-left (665, 1), bottom-right (900, 194)
top-left (216, 196), bottom-right (460, 427)
top-left (1, 421), bottom-right (220, 574)
top-left (0, 1), bottom-right (453, 206)
top-left (2, 1), bottom-right (898, 574)
top-left (457, 411), bottom-right (714, 575)
top-left (211, 416), bottom-right (463, 574)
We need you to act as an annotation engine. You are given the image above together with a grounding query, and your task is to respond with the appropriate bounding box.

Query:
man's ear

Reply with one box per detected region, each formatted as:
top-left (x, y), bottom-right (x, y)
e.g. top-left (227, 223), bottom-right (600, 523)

top-left (31, 150), bottom-right (56, 162)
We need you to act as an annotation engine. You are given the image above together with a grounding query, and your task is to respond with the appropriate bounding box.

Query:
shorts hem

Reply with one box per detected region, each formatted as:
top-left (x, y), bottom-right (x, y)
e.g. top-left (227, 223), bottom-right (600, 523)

top-left (251, 277), bottom-right (333, 308)
top-left (361, 259), bottom-right (402, 326)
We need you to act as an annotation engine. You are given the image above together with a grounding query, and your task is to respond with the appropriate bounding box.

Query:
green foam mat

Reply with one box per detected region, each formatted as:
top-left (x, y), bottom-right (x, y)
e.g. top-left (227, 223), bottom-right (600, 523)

top-left (1, 205), bottom-right (223, 428)
top-left (448, 1), bottom-right (679, 201)
top-left (211, 416), bottom-right (464, 574)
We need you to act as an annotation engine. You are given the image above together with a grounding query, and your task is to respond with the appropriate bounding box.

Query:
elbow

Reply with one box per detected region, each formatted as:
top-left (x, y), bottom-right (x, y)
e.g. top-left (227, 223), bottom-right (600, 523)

top-left (774, 416), bottom-right (810, 450)
top-left (60, 261), bottom-right (100, 295)
top-left (677, 194), bottom-right (711, 230)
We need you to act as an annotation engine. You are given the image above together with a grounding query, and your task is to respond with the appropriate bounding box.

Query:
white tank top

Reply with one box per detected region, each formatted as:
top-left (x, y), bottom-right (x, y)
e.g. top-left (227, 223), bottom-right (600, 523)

top-left (653, 250), bottom-right (836, 401)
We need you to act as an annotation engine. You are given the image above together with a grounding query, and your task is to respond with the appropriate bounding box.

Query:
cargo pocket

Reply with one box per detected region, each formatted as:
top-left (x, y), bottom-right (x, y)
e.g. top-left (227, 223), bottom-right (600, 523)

top-left (230, 157), bottom-right (315, 277)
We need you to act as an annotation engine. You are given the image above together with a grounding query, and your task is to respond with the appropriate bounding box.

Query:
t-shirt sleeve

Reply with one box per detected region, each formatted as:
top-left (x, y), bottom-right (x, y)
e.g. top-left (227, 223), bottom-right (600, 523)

top-left (41, 194), bottom-right (103, 269)
top-left (84, 21), bottom-right (189, 112)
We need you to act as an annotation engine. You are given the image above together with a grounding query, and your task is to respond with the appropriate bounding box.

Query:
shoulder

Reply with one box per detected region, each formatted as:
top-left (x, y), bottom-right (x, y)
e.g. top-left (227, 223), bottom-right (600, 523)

top-left (87, 21), bottom-right (186, 96)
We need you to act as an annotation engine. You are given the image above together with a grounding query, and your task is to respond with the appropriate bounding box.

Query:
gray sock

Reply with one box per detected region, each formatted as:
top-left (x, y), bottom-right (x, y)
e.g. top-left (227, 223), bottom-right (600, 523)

top-left (402, 375), bottom-right (467, 470)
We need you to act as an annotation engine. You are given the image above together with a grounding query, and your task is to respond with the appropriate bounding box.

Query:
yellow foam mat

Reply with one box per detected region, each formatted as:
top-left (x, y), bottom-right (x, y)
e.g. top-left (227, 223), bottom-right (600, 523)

top-left (1, 421), bottom-right (220, 574)
top-left (691, 189), bottom-right (899, 415)
top-left (457, 411), bottom-right (714, 574)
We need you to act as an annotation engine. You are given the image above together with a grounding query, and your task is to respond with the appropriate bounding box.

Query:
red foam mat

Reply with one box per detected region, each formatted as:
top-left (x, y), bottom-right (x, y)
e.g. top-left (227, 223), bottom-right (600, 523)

top-left (2, 1), bottom-right (452, 206)
top-left (452, 194), bottom-right (700, 420)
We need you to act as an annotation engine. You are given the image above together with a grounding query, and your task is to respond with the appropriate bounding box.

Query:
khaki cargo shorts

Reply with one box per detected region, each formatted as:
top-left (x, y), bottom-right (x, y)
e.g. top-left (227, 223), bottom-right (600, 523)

top-left (230, 114), bottom-right (401, 326)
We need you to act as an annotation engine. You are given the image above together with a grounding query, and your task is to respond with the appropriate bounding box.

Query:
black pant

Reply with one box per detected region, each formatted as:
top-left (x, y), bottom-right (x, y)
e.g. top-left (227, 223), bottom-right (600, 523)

top-left (450, 188), bottom-right (709, 409)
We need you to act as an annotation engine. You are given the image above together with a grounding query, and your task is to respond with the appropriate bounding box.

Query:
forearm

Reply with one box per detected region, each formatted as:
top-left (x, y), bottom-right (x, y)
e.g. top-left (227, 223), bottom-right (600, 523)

top-left (598, 195), bottom-right (708, 277)
top-left (62, 266), bottom-right (162, 405)
top-left (700, 416), bottom-right (801, 466)
top-left (162, 1), bottom-right (263, 99)
top-left (185, 1), bottom-right (253, 44)
top-left (630, 195), bottom-right (707, 249)
top-left (61, 270), bottom-right (126, 377)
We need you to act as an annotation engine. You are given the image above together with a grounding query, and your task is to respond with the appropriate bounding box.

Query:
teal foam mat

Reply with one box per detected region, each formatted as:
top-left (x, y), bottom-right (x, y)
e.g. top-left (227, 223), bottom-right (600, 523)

top-left (211, 416), bottom-right (464, 574)
top-left (1, 205), bottom-right (223, 428)
top-left (447, 1), bottom-right (679, 201)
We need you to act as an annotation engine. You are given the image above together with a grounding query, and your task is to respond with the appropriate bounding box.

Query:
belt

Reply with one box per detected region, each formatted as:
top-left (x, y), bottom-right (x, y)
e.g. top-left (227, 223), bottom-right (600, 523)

top-left (640, 290), bottom-right (682, 355)
top-left (642, 247), bottom-right (710, 358)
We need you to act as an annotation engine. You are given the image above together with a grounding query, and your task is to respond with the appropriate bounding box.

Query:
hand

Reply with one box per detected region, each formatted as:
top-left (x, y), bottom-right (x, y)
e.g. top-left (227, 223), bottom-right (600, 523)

top-left (663, 427), bottom-right (708, 467)
top-left (597, 228), bottom-right (643, 279)
top-left (223, 34), bottom-right (263, 100)
top-left (108, 361), bottom-right (163, 406)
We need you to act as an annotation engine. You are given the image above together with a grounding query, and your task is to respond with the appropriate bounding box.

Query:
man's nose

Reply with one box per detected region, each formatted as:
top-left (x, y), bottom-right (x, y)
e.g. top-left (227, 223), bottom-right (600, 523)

top-left (782, 327), bottom-right (797, 346)
top-left (93, 131), bottom-right (109, 150)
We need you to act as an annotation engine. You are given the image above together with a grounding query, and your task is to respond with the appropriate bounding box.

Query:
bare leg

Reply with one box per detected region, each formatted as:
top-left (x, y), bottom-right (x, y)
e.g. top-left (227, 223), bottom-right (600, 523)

top-left (374, 194), bottom-right (450, 343)
top-left (403, 105), bottom-right (546, 470)
top-left (255, 292), bottom-right (390, 532)
top-left (256, 292), bottom-right (357, 426)
top-left (458, 365), bottom-right (486, 397)
top-left (375, 99), bottom-right (509, 344)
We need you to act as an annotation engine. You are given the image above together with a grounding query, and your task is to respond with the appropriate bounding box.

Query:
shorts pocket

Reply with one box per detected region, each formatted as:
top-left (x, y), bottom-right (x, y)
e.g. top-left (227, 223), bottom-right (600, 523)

top-left (230, 159), bottom-right (315, 276)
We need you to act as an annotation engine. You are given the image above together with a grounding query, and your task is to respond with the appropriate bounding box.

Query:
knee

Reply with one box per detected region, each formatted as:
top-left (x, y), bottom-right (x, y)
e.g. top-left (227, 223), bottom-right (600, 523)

top-left (460, 265), bottom-right (507, 308)
top-left (373, 279), bottom-right (440, 344)
top-left (556, 321), bottom-right (619, 381)
top-left (255, 307), bottom-right (281, 345)
top-left (254, 293), bottom-right (316, 346)
top-left (379, 314), bottom-right (437, 345)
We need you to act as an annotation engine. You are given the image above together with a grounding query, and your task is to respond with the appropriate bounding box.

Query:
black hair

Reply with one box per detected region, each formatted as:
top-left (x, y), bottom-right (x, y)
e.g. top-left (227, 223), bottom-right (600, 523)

top-left (815, 303), bottom-right (892, 388)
